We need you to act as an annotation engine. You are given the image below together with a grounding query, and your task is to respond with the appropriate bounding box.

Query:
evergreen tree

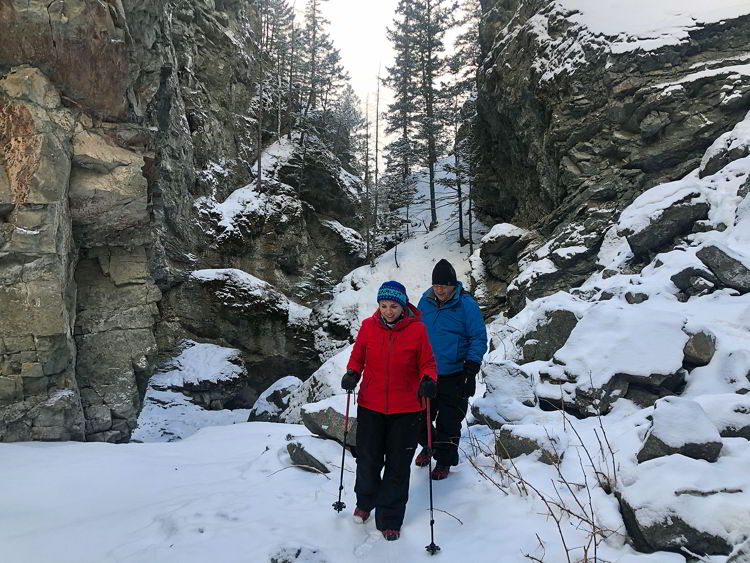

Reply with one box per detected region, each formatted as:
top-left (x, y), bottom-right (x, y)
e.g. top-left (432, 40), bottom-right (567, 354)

top-left (383, 0), bottom-right (422, 240)
top-left (411, 0), bottom-right (454, 230)
top-left (438, 0), bottom-right (481, 247)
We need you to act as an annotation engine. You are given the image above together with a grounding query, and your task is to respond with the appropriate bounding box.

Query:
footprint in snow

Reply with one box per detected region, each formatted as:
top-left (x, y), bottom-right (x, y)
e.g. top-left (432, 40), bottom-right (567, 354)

top-left (353, 530), bottom-right (382, 557)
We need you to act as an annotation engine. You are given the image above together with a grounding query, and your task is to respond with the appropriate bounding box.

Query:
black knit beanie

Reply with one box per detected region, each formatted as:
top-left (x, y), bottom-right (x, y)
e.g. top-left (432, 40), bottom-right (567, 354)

top-left (432, 259), bottom-right (457, 285)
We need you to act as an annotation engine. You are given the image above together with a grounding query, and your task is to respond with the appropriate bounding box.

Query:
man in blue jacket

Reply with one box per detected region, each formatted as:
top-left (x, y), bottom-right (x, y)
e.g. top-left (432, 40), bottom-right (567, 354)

top-left (416, 258), bottom-right (487, 480)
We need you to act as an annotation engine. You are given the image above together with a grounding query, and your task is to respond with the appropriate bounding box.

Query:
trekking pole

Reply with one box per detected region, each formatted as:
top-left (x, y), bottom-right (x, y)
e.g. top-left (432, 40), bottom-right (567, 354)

top-left (332, 390), bottom-right (352, 512)
top-left (425, 398), bottom-right (441, 555)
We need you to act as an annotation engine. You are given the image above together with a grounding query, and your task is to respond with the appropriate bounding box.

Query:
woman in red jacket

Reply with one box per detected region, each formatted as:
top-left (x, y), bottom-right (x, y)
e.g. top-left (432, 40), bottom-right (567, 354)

top-left (340, 280), bottom-right (438, 541)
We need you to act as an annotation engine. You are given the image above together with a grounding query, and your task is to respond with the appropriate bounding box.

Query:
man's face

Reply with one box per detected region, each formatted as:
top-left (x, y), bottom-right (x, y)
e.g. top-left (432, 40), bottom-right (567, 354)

top-left (432, 284), bottom-right (455, 303)
top-left (379, 300), bottom-right (404, 322)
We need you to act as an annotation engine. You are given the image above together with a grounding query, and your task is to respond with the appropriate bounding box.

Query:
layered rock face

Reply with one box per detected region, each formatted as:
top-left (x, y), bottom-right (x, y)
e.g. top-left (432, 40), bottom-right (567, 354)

top-left (0, 67), bottom-right (84, 441)
top-left (475, 0), bottom-right (750, 313)
top-left (0, 0), bottom-right (361, 442)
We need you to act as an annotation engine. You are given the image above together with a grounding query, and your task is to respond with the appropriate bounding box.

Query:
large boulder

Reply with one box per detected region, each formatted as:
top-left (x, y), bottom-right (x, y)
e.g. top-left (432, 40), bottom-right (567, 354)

top-left (248, 376), bottom-right (303, 422)
top-left (534, 302), bottom-right (689, 416)
top-left (637, 397), bottom-right (723, 463)
top-left (696, 242), bottom-right (750, 294)
top-left (618, 184), bottom-right (709, 258)
top-left (159, 269), bottom-right (319, 396)
top-left (300, 395), bottom-right (357, 447)
top-left (518, 308), bottom-right (579, 363)
top-left (619, 439), bottom-right (748, 556)
top-left (495, 423), bottom-right (567, 465)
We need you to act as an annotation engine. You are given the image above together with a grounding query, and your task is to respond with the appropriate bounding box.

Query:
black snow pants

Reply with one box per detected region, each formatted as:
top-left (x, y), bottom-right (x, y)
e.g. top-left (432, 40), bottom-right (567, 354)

top-left (354, 405), bottom-right (421, 531)
top-left (418, 372), bottom-right (474, 467)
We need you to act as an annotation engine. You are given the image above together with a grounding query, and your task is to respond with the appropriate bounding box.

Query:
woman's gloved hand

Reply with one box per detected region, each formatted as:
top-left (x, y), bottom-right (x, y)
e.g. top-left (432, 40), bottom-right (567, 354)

top-left (418, 375), bottom-right (437, 399)
top-left (341, 369), bottom-right (360, 392)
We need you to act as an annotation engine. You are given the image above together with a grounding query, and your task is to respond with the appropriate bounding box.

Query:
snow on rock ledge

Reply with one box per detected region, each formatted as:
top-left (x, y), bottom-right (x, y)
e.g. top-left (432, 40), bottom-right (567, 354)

top-left (620, 439), bottom-right (749, 555)
top-left (637, 396), bottom-right (723, 463)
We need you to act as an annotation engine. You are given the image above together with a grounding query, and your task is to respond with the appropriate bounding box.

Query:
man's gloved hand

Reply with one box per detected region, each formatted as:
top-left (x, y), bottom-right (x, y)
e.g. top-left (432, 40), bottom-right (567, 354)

top-left (418, 375), bottom-right (437, 399)
top-left (463, 360), bottom-right (481, 378)
top-left (341, 369), bottom-right (360, 392)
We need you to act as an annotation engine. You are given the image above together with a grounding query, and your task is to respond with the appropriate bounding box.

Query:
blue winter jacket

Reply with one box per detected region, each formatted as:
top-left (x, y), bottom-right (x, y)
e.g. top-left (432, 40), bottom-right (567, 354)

top-left (418, 282), bottom-right (488, 376)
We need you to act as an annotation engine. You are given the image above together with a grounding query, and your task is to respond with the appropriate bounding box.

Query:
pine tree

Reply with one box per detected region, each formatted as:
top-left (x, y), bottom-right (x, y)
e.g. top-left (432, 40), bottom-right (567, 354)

top-left (407, 0), bottom-right (455, 230)
top-left (438, 0), bottom-right (481, 247)
top-left (384, 0), bottom-right (422, 240)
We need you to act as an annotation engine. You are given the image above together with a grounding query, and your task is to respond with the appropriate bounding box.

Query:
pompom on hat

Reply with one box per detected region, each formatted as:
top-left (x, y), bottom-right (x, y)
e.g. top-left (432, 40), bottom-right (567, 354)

top-left (377, 281), bottom-right (408, 308)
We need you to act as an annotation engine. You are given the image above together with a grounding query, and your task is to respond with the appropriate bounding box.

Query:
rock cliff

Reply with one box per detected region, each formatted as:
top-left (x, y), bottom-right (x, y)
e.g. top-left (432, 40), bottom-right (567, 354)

top-left (0, 0), bottom-right (363, 442)
top-left (475, 0), bottom-right (750, 314)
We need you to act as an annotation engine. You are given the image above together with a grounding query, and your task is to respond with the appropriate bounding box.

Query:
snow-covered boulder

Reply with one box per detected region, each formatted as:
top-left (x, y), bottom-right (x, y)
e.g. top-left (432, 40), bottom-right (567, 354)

top-left (670, 264), bottom-right (718, 296)
top-left (147, 340), bottom-right (247, 409)
top-left (682, 329), bottom-right (717, 367)
top-left (480, 223), bottom-right (533, 274)
top-left (517, 308), bottom-right (579, 363)
top-left (620, 440), bottom-right (750, 555)
top-left (637, 397), bottom-right (722, 463)
top-left (695, 394), bottom-right (750, 440)
top-left (300, 395), bottom-right (357, 447)
top-left (277, 345), bottom-right (351, 424)
top-left (535, 302), bottom-right (689, 416)
top-left (471, 396), bottom-right (541, 430)
top-left (700, 110), bottom-right (750, 178)
top-left (696, 242), bottom-right (750, 294)
top-left (159, 268), bottom-right (319, 393)
top-left (617, 181), bottom-right (709, 258)
top-left (495, 423), bottom-right (568, 465)
top-left (132, 341), bottom-right (252, 442)
top-left (481, 358), bottom-right (535, 406)
top-left (248, 376), bottom-right (303, 422)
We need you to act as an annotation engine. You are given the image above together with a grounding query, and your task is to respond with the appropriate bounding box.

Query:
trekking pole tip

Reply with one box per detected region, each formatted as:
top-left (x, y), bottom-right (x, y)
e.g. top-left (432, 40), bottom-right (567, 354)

top-left (332, 500), bottom-right (346, 512)
top-left (425, 543), bottom-right (441, 555)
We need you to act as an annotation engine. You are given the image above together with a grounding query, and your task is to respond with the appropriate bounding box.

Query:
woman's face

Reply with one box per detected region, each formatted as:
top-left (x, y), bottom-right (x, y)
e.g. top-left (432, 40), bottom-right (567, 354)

top-left (379, 300), bottom-right (404, 322)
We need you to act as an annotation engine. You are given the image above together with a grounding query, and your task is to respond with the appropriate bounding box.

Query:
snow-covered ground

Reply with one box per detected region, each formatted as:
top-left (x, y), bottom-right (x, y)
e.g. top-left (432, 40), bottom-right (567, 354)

top-left (4, 115), bottom-right (750, 563)
top-left (1, 414), bottom-right (686, 563)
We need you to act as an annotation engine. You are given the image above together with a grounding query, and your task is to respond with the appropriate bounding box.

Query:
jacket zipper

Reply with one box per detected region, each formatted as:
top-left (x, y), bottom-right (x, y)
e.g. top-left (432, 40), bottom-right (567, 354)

top-left (385, 330), bottom-right (393, 413)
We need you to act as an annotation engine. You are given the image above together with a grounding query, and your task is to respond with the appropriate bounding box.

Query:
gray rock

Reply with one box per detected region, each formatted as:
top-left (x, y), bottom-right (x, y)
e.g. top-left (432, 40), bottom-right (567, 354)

top-left (519, 309), bottom-right (579, 363)
top-left (286, 442), bottom-right (330, 474)
top-left (495, 424), bottom-right (565, 465)
top-left (621, 193), bottom-right (709, 258)
top-left (697, 243), bottom-right (750, 293)
top-left (637, 397), bottom-right (723, 463)
top-left (670, 265), bottom-right (718, 295)
top-left (300, 401), bottom-right (357, 447)
top-left (624, 291), bottom-right (649, 304)
top-left (248, 376), bottom-right (303, 422)
top-left (683, 329), bottom-right (717, 366)
top-left (619, 493), bottom-right (732, 555)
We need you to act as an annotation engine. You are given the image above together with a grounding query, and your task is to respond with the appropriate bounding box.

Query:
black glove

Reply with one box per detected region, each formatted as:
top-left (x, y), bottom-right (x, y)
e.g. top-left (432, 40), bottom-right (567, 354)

top-left (341, 369), bottom-right (360, 392)
top-left (463, 360), bottom-right (480, 398)
top-left (463, 360), bottom-right (481, 377)
top-left (418, 376), bottom-right (437, 399)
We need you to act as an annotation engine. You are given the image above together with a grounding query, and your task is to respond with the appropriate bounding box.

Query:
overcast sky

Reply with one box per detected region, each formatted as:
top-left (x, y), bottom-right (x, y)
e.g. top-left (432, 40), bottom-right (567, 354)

top-left (321, 0), bottom-right (400, 116)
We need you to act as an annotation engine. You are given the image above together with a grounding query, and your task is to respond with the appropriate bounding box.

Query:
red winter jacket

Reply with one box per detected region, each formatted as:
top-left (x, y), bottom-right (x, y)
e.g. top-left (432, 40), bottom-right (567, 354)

top-left (347, 304), bottom-right (437, 414)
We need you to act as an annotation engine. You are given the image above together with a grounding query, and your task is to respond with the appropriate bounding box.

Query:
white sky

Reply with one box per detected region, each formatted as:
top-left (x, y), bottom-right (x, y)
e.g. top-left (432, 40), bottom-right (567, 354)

top-left (323, 0), bottom-right (400, 113)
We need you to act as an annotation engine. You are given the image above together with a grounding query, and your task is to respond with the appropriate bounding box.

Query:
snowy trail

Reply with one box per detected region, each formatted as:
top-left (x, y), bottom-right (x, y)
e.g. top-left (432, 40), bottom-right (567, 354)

top-left (0, 416), bottom-right (671, 563)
